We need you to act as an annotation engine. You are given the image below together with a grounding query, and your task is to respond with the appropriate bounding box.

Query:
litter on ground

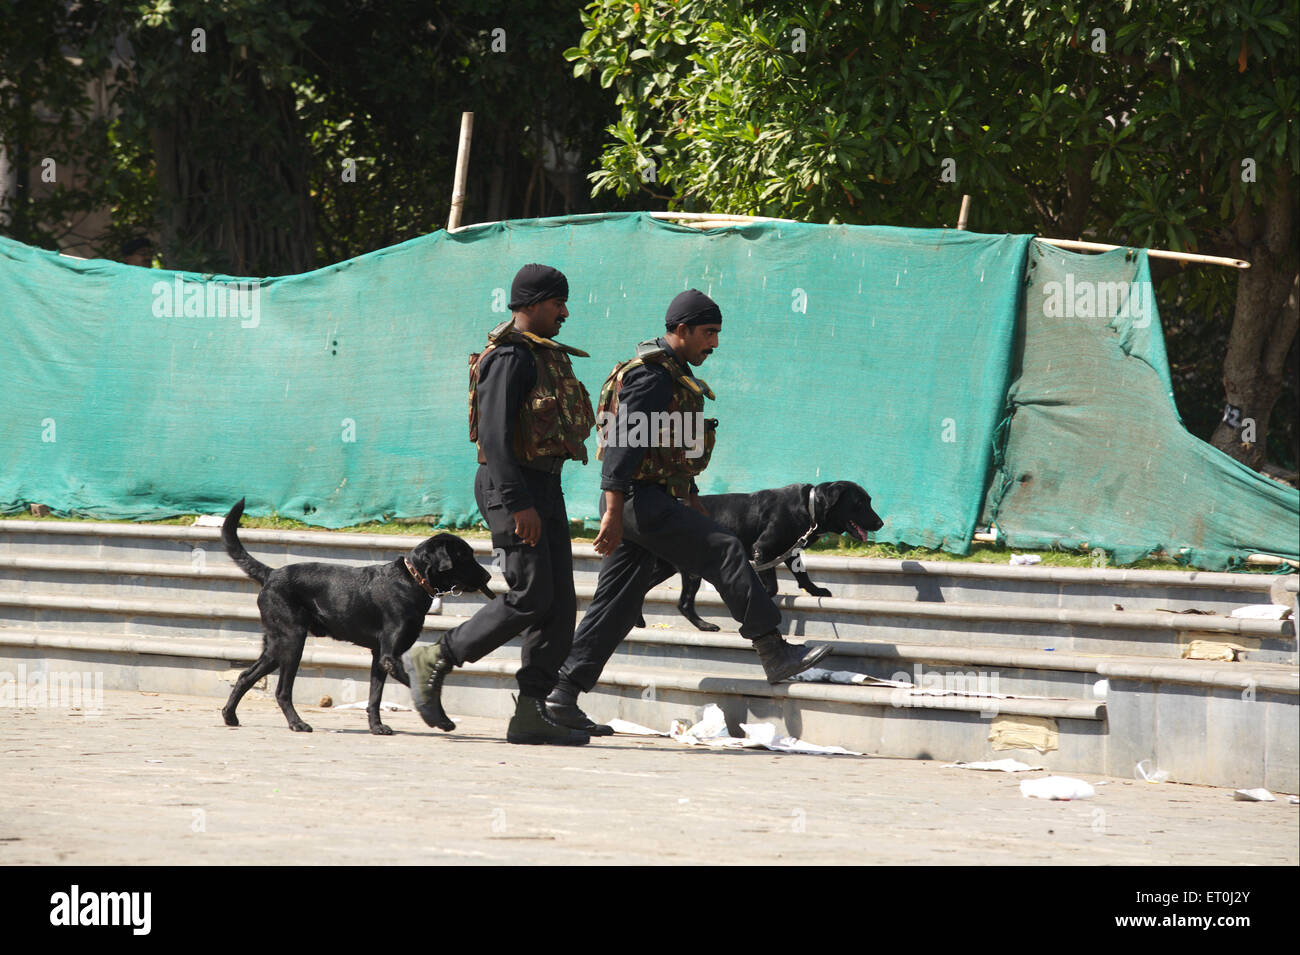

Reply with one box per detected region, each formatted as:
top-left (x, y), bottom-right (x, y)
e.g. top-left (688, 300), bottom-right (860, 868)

top-left (611, 703), bottom-right (863, 755)
top-left (1233, 788), bottom-right (1276, 802)
top-left (333, 700), bottom-right (410, 711)
top-left (943, 759), bottom-right (1043, 772)
top-left (1020, 776), bottom-right (1096, 800)
top-left (1229, 604), bottom-right (1293, 620)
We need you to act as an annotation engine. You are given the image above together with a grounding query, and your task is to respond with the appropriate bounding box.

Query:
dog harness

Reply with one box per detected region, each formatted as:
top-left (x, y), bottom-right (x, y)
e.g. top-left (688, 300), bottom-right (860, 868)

top-left (752, 486), bottom-right (821, 571)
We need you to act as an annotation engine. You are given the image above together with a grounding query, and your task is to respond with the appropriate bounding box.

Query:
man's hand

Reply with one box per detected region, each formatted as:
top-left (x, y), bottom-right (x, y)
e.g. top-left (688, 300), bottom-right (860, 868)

top-left (512, 507), bottom-right (542, 547)
top-left (687, 492), bottom-right (708, 516)
top-left (593, 491), bottom-right (625, 555)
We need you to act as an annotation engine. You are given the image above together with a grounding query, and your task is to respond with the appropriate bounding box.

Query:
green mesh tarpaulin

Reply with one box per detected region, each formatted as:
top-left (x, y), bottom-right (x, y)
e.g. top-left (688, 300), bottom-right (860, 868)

top-left (0, 213), bottom-right (1026, 551)
top-left (982, 240), bottom-right (1299, 569)
top-left (3, 213), bottom-right (1294, 568)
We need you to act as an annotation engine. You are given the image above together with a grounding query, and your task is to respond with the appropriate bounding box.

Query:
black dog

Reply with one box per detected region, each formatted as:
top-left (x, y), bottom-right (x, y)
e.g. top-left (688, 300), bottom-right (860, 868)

top-left (220, 498), bottom-right (493, 734)
top-left (672, 481), bottom-right (883, 631)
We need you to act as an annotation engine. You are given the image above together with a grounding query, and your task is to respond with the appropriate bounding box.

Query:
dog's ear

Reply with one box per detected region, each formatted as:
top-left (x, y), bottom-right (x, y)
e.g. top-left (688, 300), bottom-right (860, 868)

top-left (817, 482), bottom-right (847, 520)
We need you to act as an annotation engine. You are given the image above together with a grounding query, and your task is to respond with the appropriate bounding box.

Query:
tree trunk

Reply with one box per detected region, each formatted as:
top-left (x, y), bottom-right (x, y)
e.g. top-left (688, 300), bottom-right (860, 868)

top-left (147, 49), bottom-right (314, 275)
top-left (1209, 166), bottom-right (1299, 471)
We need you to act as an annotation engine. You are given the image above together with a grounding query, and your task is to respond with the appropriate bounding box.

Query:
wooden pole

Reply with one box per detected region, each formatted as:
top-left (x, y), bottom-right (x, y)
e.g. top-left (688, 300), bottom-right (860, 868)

top-left (956, 194), bottom-right (971, 230)
top-left (447, 112), bottom-right (474, 232)
top-left (1038, 236), bottom-right (1249, 269)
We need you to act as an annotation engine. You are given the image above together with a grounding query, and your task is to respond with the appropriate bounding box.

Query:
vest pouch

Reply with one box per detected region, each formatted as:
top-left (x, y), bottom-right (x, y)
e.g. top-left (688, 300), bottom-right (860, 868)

top-left (689, 417), bottom-right (719, 475)
top-left (516, 392), bottom-right (561, 460)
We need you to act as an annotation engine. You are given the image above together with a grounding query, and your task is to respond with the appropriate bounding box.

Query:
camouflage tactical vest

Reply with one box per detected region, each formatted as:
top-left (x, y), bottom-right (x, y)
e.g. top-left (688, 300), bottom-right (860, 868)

top-left (596, 340), bottom-right (718, 498)
top-left (468, 322), bottom-right (596, 465)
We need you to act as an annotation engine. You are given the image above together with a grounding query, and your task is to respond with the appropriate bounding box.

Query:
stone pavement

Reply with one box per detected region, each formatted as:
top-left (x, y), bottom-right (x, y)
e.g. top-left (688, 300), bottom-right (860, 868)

top-left (2, 690), bottom-right (1295, 866)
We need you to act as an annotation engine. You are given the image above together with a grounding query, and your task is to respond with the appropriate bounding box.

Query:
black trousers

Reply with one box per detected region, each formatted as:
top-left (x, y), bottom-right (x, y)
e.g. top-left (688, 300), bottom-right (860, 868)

top-left (559, 482), bottom-right (782, 694)
top-left (443, 464), bottom-right (576, 699)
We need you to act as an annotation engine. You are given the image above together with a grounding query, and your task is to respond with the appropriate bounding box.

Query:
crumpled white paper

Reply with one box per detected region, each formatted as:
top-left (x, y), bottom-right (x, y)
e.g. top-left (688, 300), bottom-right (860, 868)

top-left (1009, 554), bottom-right (1042, 565)
top-left (943, 759), bottom-right (1043, 772)
top-left (1233, 788), bottom-right (1276, 802)
top-left (1229, 604), bottom-right (1293, 620)
top-left (605, 718), bottom-right (666, 736)
top-left (611, 703), bottom-right (864, 755)
top-left (1020, 776), bottom-right (1096, 800)
top-left (791, 668), bottom-right (912, 687)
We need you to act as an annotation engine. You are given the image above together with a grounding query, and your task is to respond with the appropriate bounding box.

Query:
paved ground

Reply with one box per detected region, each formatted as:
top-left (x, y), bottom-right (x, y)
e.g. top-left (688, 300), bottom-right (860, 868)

top-left (2, 690), bottom-right (1295, 865)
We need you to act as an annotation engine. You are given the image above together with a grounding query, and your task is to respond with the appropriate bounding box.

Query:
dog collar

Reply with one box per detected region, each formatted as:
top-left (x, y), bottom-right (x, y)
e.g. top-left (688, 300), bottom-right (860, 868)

top-left (404, 556), bottom-right (459, 599)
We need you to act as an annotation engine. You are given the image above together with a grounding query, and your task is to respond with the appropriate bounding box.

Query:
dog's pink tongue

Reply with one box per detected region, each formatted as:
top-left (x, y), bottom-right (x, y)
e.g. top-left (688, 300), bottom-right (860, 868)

top-left (851, 521), bottom-right (870, 541)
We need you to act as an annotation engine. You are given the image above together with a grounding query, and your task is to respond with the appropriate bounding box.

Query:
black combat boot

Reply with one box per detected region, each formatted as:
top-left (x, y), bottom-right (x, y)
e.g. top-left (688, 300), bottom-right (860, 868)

top-left (752, 630), bottom-right (832, 684)
top-left (401, 642), bottom-right (456, 731)
top-left (545, 682), bottom-right (614, 736)
top-left (507, 694), bottom-right (591, 745)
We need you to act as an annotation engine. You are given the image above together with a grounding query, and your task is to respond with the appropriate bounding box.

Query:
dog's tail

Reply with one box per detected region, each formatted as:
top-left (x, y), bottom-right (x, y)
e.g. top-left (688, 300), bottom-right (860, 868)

top-left (222, 498), bottom-right (272, 586)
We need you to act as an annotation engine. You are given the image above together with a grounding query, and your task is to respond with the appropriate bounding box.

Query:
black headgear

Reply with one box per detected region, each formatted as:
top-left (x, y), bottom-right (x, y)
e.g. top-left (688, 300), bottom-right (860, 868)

top-left (120, 237), bottom-right (153, 258)
top-left (665, 289), bottom-right (722, 330)
top-left (509, 264), bottom-right (569, 311)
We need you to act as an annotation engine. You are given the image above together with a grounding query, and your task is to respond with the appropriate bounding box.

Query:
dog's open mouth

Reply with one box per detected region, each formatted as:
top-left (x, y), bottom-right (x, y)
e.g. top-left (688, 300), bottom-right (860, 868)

top-left (849, 520), bottom-right (872, 542)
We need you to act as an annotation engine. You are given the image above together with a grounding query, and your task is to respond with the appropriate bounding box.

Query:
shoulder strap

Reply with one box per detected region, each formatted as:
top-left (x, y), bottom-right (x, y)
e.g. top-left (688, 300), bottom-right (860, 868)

top-left (634, 339), bottom-right (714, 400)
top-left (487, 321), bottom-right (588, 358)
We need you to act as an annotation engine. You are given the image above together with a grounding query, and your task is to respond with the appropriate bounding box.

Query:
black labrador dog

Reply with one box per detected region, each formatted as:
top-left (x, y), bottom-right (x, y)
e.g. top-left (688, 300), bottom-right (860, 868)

top-left (220, 498), bottom-right (493, 734)
top-left (671, 481), bottom-right (884, 631)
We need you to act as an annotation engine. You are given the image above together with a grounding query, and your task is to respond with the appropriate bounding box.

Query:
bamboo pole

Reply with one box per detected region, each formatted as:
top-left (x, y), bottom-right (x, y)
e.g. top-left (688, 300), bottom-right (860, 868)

top-left (447, 111), bottom-right (474, 232)
top-left (957, 194), bottom-right (971, 230)
top-left (449, 210), bottom-right (1252, 269)
top-left (1038, 236), bottom-right (1250, 269)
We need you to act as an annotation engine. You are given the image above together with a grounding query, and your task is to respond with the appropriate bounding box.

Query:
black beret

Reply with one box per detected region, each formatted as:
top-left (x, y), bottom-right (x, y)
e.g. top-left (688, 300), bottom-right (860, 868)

top-left (665, 289), bottom-right (722, 329)
top-left (509, 264), bottom-right (569, 311)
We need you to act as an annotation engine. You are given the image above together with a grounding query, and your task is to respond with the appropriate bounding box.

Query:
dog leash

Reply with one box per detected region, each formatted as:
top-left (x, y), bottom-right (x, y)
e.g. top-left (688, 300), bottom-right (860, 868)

top-left (404, 557), bottom-right (463, 598)
top-left (752, 487), bottom-right (819, 572)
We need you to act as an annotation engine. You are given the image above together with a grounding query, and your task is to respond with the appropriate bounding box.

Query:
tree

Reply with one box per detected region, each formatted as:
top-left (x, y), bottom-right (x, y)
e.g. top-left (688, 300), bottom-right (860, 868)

top-left (1, 0), bottom-right (625, 272)
top-left (566, 0), bottom-right (1299, 473)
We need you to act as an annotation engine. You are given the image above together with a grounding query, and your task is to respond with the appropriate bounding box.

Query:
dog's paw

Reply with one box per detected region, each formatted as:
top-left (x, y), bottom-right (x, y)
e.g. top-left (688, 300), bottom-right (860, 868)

top-left (370, 723), bottom-right (394, 736)
top-left (222, 710), bottom-right (240, 727)
top-left (695, 621), bottom-right (722, 633)
top-left (289, 720), bottom-right (313, 732)
top-left (806, 586), bottom-right (832, 598)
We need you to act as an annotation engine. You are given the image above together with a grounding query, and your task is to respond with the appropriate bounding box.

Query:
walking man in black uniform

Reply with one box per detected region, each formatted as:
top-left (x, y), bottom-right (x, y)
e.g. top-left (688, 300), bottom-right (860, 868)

top-left (404, 264), bottom-right (595, 745)
top-left (545, 289), bottom-right (831, 734)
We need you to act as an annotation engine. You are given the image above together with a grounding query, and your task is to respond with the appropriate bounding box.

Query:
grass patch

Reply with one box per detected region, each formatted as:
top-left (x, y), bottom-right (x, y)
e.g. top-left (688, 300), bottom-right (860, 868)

top-left (1, 508), bottom-right (1286, 573)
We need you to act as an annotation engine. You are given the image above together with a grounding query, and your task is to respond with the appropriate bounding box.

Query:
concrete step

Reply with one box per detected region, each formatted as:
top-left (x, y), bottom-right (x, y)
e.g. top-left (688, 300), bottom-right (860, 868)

top-left (2, 554), bottom-right (1295, 663)
top-left (2, 587), bottom-right (1295, 708)
top-left (2, 520), bottom-right (1296, 790)
top-left (2, 520), bottom-right (1294, 615)
top-left (3, 627), bottom-right (1294, 792)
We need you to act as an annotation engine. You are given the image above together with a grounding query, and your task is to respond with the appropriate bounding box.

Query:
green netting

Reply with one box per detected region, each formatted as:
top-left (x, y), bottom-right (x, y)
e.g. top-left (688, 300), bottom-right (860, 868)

top-left (1, 213), bottom-right (1294, 569)
top-left (981, 240), bottom-right (1299, 570)
top-left (0, 213), bottom-right (1025, 550)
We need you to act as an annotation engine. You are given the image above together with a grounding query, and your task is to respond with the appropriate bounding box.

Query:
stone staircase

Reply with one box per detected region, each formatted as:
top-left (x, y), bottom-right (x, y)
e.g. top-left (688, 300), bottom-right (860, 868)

top-left (0, 519), bottom-right (1295, 791)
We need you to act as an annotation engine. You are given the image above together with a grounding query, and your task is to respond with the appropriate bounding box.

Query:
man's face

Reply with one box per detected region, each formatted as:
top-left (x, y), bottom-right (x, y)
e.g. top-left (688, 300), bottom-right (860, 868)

top-left (520, 297), bottom-right (568, 338)
top-left (124, 247), bottom-right (153, 267)
top-left (679, 323), bottom-right (720, 366)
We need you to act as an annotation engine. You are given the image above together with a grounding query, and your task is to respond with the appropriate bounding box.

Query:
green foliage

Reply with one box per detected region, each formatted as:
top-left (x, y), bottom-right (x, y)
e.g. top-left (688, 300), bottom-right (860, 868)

top-left (567, 0), bottom-right (1299, 459)
top-left (569, 0), bottom-right (1297, 235)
